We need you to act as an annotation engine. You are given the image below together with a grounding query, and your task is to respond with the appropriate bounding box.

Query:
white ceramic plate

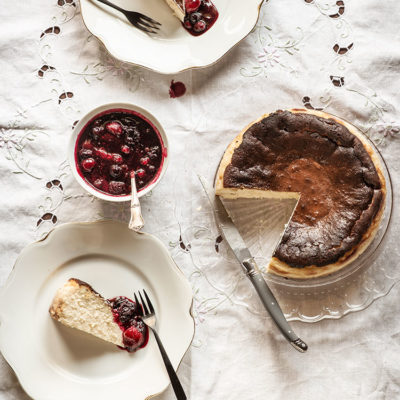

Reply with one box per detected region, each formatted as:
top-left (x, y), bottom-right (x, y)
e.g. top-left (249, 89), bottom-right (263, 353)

top-left (80, 0), bottom-right (263, 74)
top-left (0, 221), bottom-right (194, 400)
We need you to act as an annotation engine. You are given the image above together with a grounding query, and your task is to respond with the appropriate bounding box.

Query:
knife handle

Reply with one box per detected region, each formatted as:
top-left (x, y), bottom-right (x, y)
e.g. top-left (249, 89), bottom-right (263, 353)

top-left (242, 258), bottom-right (308, 353)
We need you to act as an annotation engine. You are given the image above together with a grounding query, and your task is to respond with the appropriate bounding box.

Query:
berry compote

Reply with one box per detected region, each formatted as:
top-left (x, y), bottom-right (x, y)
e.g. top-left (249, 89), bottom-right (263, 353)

top-left (109, 296), bottom-right (149, 352)
top-left (75, 109), bottom-right (165, 196)
top-left (183, 0), bottom-right (218, 36)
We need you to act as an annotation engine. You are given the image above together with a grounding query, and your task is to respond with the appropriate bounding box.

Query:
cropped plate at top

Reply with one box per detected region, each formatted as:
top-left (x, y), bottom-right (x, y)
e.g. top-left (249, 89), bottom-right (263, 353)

top-left (80, 0), bottom-right (263, 74)
top-left (0, 220), bottom-right (194, 400)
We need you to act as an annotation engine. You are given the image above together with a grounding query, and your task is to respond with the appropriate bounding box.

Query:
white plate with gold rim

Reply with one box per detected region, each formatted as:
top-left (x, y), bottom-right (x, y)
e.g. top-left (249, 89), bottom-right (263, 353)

top-left (0, 220), bottom-right (194, 400)
top-left (80, 0), bottom-right (263, 74)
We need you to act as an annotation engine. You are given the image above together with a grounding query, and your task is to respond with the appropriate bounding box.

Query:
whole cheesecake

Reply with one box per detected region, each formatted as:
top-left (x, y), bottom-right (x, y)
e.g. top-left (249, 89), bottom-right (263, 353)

top-left (215, 109), bottom-right (386, 279)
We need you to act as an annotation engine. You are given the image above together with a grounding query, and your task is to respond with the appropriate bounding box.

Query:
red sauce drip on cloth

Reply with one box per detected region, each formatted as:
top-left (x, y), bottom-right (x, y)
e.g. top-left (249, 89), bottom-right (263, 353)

top-left (169, 80), bottom-right (186, 98)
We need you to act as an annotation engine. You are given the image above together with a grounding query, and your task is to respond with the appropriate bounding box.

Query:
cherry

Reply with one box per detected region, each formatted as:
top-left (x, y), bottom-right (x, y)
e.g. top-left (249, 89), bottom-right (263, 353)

top-left (148, 165), bottom-right (156, 173)
top-left (81, 158), bottom-right (95, 172)
top-left (185, 0), bottom-right (201, 13)
top-left (189, 12), bottom-right (202, 24)
top-left (201, 0), bottom-right (213, 12)
top-left (194, 20), bottom-right (206, 33)
top-left (123, 326), bottom-right (142, 346)
top-left (140, 157), bottom-right (150, 166)
top-left (79, 148), bottom-right (93, 158)
top-left (136, 169), bottom-right (146, 178)
top-left (184, 20), bottom-right (192, 29)
top-left (109, 181), bottom-right (126, 195)
top-left (121, 145), bottom-right (130, 155)
top-left (93, 178), bottom-right (105, 188)
top-left (112, 153), bottom-right (123, 164)
top-left (106, 121), bottom-right (123, 136)
top-left (91, 126), bottom-right (104, 139)
top-left (96, 148), bottom-right (112, 161)
top-left (110, 164), bottom-right (122, 179)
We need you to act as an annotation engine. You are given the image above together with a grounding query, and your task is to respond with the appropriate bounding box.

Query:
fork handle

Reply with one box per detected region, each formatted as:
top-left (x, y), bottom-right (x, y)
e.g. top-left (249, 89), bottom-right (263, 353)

top-left (95, 0), bottom-right (125, 14)
top-left (151, 328), bottom-right (187, 400)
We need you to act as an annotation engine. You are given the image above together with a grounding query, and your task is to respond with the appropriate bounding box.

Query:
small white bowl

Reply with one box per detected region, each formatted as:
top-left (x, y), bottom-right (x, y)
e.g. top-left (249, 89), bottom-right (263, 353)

top-left (69, 103), bottom-right (169, 202)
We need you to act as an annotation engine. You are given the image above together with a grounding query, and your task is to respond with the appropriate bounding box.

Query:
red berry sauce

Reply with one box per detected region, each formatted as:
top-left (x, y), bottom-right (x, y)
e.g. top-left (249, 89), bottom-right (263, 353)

top-left (169, 80), bottom-right (186, 98)
top-left (183, 0), bottom-right (219, 36)
top-left (109, 296), bottom-right (149, 352)
top-left (75, 109), bottom-right (166, 197)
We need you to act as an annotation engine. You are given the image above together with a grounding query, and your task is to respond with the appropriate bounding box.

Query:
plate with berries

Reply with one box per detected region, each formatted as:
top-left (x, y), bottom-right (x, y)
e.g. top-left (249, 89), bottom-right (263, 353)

top-left (0, 220), bottom-right (194, 400)
top-left (80, 0), bottom-right (264, 74)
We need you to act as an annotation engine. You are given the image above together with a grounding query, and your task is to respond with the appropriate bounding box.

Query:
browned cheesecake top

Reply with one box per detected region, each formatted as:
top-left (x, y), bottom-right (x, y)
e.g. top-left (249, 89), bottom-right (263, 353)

top-left (223, 110), bottom-right (383, 268)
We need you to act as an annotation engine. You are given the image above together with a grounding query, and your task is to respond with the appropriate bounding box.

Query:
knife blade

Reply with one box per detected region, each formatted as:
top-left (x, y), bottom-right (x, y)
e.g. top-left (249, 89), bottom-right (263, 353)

top-left (199, 175), bottom-right (308, 353)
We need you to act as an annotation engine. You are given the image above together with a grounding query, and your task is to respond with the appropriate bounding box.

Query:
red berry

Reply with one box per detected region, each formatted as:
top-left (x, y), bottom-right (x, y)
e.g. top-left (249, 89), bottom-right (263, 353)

top-left (136, 168), bottom-right (146, 178)
top-left (109, 181), bottom-right (126, 195)
top-left (185, 0), bottom-right (201, 13)
top-left (121, 145), bottom-right (130, 155)
top-left (96, 148), bottom-right (112, 160)
top-left (123, 326), bottom-right (142, 346)
top-left (106, 121), bottom-right (122, 136)
top-left (112, 153), bottom-right (123, 164)
top-left (140, 157), bottom-right (150, 166)
top-left (79, 148), bottom-right (93, 158)
top-left (91, 126), bottom-right (104, 139)
top-left (109, 164), bottom-right (122, 178)
top-left (194, 20), bottom-right (206, 33)
top-left (184, 20), bottom-right (192, 29)
top-left (93, 178), bottom-right (105, 188)
top-left (81, 158), bottom-right (96, 172)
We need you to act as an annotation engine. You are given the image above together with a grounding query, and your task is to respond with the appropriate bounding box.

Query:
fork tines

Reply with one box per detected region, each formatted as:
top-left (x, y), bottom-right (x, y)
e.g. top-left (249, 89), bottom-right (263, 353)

top-left (128, 13), bottom-right (161, 34)
top-left (135, 289), bottom-right (155, 316)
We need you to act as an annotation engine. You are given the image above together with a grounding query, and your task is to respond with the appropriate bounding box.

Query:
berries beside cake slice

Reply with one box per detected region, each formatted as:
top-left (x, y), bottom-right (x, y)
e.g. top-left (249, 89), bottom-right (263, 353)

top-left (49, 278), bottom-right (148, 352)
top-left (164, 0), bottom-right (219, 36)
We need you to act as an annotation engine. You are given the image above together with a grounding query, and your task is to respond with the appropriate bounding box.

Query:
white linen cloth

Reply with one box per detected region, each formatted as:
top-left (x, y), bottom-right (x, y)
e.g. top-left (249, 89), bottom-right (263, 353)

top-left (0, 0), bottom-right (400, 399)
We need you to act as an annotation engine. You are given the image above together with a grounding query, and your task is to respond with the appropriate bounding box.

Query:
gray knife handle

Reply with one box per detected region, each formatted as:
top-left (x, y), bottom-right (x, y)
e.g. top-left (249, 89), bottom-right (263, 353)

top-left (242, 258), bottom-right (308, 353)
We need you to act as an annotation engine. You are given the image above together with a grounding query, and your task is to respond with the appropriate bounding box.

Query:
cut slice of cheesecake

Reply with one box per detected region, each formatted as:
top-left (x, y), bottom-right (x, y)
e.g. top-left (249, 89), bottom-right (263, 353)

top-left (49, 278), bottom-right (123, 347)
top-left (164, 0), bottom-right (185, 21)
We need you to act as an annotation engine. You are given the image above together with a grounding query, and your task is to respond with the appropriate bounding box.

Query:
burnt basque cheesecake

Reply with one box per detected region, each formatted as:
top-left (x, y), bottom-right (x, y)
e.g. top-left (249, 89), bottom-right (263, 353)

top-left (215, 109), bottom-right (386, 279)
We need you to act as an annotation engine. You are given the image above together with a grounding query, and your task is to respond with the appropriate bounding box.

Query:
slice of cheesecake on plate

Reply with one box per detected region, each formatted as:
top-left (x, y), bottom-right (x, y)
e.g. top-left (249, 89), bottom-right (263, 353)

top-left (49, 278), bottom-right (124, 346)
top-left (49, 278), bottom-right (149, 351)
top-left (164, 0), bottom-right (185, 21)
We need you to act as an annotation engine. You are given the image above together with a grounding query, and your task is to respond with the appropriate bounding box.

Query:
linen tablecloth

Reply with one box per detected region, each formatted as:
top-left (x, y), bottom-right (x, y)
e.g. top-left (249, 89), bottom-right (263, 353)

top-left (1, 0), bottom-right (399, 399)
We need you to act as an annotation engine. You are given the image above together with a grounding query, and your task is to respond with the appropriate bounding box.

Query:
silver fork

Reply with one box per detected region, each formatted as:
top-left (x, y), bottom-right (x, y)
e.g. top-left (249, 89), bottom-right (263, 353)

top-left (135, 290), bottom-right (187, 400)
top-left (95, 0), bottom-right (161, 34)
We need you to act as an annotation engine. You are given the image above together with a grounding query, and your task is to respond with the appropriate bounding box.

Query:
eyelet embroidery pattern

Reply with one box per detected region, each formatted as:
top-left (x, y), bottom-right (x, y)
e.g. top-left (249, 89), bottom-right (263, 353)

top-left (9, 0), bottom-right (397, 342)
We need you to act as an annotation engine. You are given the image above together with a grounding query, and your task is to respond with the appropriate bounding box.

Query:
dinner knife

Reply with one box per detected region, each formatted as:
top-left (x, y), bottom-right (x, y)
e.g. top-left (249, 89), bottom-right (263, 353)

top-left (199, 176), bottom-right (308, 353)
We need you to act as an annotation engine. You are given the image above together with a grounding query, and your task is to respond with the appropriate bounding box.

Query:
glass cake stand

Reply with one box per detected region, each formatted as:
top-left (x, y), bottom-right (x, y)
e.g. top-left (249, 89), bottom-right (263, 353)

top-left (221, 135), bottom-right (394, 323)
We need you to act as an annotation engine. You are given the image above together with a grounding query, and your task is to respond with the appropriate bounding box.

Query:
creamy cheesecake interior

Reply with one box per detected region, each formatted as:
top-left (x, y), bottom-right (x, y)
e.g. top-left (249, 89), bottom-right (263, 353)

top-left (164, 0), bottom-right (185, 21)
